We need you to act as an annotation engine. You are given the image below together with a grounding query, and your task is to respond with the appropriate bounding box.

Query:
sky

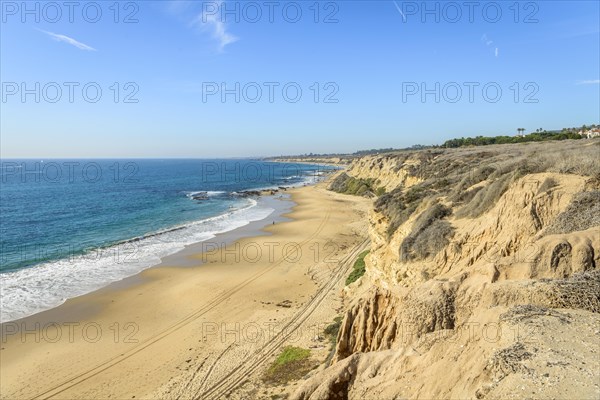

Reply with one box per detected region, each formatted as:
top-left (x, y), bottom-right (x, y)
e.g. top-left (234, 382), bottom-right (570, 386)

top-left (1, 0), bottom-right (599, 158)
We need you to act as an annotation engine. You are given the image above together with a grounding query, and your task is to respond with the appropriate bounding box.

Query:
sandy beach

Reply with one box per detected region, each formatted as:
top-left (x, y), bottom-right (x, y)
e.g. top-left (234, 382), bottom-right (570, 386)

top-left (0, 183), bottom-right (370, 400)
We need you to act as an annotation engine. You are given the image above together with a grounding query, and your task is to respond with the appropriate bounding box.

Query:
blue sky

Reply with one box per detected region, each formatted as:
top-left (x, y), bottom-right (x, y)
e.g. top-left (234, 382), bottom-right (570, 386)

top-left (1, 0), bottom-right (599, 157)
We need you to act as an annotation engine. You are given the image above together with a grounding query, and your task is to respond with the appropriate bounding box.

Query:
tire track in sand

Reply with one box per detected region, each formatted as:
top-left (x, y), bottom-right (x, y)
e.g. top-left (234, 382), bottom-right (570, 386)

top-left (26, 210), bottom-right (331, 400)
top-left (196, 236), bottom-right (370, 400)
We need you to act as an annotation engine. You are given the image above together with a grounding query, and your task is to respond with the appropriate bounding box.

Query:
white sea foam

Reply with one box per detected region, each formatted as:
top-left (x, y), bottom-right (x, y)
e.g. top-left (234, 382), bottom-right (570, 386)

top-left (0, 198), bottom-right (274, 323)
top-left (185, 190), bottom-right (227, 198)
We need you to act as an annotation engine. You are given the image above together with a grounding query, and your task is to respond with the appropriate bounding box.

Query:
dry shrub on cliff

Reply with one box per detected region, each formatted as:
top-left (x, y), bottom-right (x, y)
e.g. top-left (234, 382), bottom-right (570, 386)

top-left (584, 172), bottom-right (600, 191)
top-left (329, 173), bottom-right (378, 197)
top-left (548, 142), bottom-right (600, 176)
top-left (410, 220), bottom-right (454, 261)
top-left (453, 186), bottom-right (483, 204)
top-left (328, 172), bottom-right (350, 192)
top-left (543, 191), bottom-right (600, 235)
top-left (500, 304), bottom-right (572, 324)
top-left (486, 342), bottom-right (533, 381)
top-left (375, 187), bottom-right (427, 239)
top-left (455, 172), bottom-right (514, 218)
top-left (534, 270), bottom-right (600, 313)
top-left (400, 203), bottom-right (453, 261)
top-left (536, 177), bottom-right (559, 194)
top-left (450, 165), bottom-right (496, 202)
top-left (356, 141), bottom-right (597, 239)
top-left (324, 316), bottom-right (343, 346)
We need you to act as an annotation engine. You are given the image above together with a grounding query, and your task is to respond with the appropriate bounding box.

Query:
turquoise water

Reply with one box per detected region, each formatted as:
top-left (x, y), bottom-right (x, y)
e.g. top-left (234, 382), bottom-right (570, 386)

top-left (0, 159), bottom-right (331, 322)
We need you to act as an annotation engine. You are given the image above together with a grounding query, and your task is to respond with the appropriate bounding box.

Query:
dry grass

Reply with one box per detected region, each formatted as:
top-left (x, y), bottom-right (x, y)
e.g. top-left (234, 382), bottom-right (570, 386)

top-left (374, 188), bottom-right (424, 239)
top-left (409, 220), bottom-right (454, 261)
top-left (537, 177), bottom-right (559, 194)
top-left (353, 140), bottom-right (598, 240)
top-left (534, 270), bottom-right (600, 313)
top-left (543, 191), bottom-right (600, 235)
top-left (500, 304), bottom-right (571, 324)
top-left (548, 142), bottom-right (600, 175)
top-left (400, 203), bottom-right (453, 261)
top-left (487, 342), bottom-right (533, 381)
top-left (455, 172), bottom-right (514, 218)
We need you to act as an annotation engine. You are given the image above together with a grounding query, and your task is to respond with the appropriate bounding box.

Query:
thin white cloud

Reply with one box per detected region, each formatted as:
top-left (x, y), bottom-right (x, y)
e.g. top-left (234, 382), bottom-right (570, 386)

top-left (38, 29), bottom-right (96, 51)
top-left (393, 1), bottom-right (406, 21)
top-left (576, 80), bottom-right (600, 85)
top-left (482, 34), bottom-right (499, 58)
top-left (193, 1), bottom-right (238, 51)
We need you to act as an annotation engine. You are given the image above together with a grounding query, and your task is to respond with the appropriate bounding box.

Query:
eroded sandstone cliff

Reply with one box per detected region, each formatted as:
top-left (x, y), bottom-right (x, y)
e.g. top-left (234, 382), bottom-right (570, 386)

top-left (293, 140), bottom-right (600, 400)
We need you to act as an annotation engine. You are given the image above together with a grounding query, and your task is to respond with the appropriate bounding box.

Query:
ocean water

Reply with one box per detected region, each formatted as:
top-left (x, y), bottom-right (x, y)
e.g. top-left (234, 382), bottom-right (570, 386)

top-left (0, 159), bottom-right (332, 322)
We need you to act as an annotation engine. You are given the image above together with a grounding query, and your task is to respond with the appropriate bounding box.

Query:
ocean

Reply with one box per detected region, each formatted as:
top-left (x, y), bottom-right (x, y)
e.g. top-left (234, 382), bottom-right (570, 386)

top-left (0, 159), bottom-right (332, 322)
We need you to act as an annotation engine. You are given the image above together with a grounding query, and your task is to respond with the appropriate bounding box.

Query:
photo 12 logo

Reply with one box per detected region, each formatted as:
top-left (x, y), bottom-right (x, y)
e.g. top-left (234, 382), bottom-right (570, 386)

top-left (198, 161), bottom-right (329, 183)
top-left (200, 1), bottom-right (339, 24)
top-left (0, 161), bottom-right (140, 184)
top-left (1, 321), bottom-right (140, 344)
top-left (201, 81), bottom-right (339, 104)
top-left (1, 82), bottom-right (140, 104)
top-left (198, 240), bottom-right (341, 264)
top-left (1, 1), bottom-right (140, 24)
top-left (1, 241), bottom-right (141, 267)
top-left (394, 1), bottom-right (539, 24)
top-left (401, 81), bottom-right (540, 104)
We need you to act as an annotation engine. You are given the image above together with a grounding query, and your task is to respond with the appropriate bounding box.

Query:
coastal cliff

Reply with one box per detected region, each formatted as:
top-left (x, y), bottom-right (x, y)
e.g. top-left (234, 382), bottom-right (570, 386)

top-left (293, 140), bottom-right (600, 399)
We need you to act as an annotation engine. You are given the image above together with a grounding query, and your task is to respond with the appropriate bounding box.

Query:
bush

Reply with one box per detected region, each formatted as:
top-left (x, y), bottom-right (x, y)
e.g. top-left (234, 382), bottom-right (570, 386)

top-left (328, 173), bottom-right (377, 197)
top-left (346, 250), bottom-right (369, 285)
top-left (450, 165), bottom-right (495, 201)
top-left (410, 220), bottom-right (454, 260)
top-left (263, 346), bottom-right (314, 384)
top-left (400, 203), bottom-right (453, 261)
top-left (453, 186), bottom-right (483, 204)
top-left (323, 316), bottom-right (343, 346)
top-left (549, 145), bottom-right (600, 175)
top-left (539, 271), bottom-right (600, 313)
top-left (375, 185), bottom-right (433, 239)
top-left (544, 191), bottom-right (600, 235)
top-left (328, 172), bottom-right (351, 192)
top-left (456, 172), bottom-right (513, 218)
top-left (537, 177), bottom-right (559, 194)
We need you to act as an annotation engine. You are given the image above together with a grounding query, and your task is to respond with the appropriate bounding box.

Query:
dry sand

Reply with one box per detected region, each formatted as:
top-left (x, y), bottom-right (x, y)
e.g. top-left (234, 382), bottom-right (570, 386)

top-left (0, 183), bottom-right (370, 400)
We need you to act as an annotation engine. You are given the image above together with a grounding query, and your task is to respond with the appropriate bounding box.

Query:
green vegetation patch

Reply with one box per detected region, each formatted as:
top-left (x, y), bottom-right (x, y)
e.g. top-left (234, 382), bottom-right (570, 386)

top-left (375, 185), bottom-right (433, 239)
top-left (328, 173), bottom-right (381, 197)
top-left (263, 346), bottom-right (314, 385)
top-left (323, 316), bottom-right (343, 347)
top-left (346, 250), bottom-right (370, 285)
top-left (442, 130), bottom-right (584, 148)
